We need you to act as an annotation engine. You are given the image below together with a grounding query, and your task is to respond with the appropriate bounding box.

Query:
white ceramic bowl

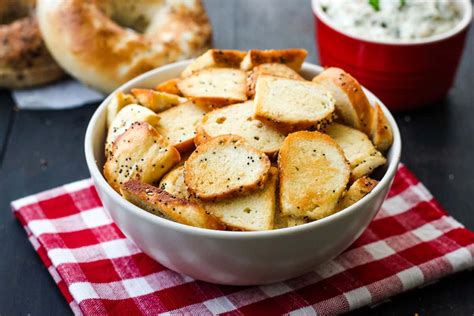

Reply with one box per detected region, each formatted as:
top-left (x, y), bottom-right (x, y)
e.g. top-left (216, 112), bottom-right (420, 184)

top-left (85, 61), bottom-right (402, 285)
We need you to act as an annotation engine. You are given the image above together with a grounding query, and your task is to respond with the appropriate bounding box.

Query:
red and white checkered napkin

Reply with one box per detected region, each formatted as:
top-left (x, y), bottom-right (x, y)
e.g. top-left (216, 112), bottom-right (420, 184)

top-left (11, 165), bottom-right (474, 315)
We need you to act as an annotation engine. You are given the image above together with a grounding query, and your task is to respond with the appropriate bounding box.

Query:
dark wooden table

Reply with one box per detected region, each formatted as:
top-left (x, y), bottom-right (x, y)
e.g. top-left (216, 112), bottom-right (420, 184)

top-left (1, 0), bottom-right (473, 314)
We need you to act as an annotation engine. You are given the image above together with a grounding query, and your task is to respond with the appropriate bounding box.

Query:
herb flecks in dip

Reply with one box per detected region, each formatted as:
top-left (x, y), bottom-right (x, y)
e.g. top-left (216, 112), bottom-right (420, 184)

top-left (320, 0), bottom-right (462, 41)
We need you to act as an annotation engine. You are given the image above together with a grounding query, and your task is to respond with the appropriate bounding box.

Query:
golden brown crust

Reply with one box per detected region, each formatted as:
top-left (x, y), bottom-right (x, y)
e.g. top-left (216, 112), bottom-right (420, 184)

top-left (184, 135), bottom-right (271, 201)
top-left (189, 97), bottom-right (243, 108)
top-left (240, 49), bottom-right (308, 71)
top-left (350, 155), bottom-right (386, 182)
top-left (369, 103), bottom-right (394, 152)
top-left (122, 180), bottom-right (225, 230)
top-left (36, 0), bottom-right (212, 93)
top-left (337, 176), bottom-right (378, 211)
top-left (313, 67), bottom-right (372, 134)
top-left (256, 111), bottom-right (336, 135)
top-left (206, 49), bottom-right (246, 68)
top-left (194, 125), bottom-right (210, 147)
top-left (104, 122), bottom-right (181, 192)
top-left (278, 131), bottom-right (350, 220)
top-left (131, 88), bottom-right (187, 113)
top-left (181, 49), bottom-right (247, 77)
top-left (155, 78), bottom-right (183, 96)
top-left (0, 16), bottom-right (64, 88)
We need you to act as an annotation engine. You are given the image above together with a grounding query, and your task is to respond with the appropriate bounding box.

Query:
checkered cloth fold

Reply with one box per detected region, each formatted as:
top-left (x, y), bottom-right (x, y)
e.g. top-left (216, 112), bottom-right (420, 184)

top-left (11, 165), bottom-right (474, 315)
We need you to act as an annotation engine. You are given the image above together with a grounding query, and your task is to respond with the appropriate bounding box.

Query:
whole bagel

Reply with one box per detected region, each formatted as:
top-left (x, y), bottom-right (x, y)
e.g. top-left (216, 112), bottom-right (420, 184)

top-left (37, 0), bottom-right (212, 93)
top-left (0, 0), bottom-right (64, 89)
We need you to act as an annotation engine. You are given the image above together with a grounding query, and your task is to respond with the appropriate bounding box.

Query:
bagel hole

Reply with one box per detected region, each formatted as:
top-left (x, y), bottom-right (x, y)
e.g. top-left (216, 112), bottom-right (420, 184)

top-left (111, 12), bottom-right (149, 33)
top-left (101, 2), bottom-right (151, 33)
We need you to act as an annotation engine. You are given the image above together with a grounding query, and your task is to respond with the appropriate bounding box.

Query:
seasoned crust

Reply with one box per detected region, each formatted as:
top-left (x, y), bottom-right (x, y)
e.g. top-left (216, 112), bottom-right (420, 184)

top-left (155, 78), bottom-right (183, 96)
top-left (104, 122), bottom-right (181, 192)
top-left (106, 92), bottom-right (137, 128)
top-left (240, 49), bottom-right (308, 71)
top-left (337, 176), bottom-right (378, 211)
top-left (369, 103), bottom-right (393, 152)
top-left (246, 63), bottom-right (304, 97)
top-left (105, 104), bottom-right (160, 157)
top-left (121, 180), bottom-right (225, 230)
top-left (351, 155), bottom-right (387, 181)
top-left (181, 49), bottom-right (247, 77)
top-left (195, 101), bottom-right (286, 154)
top-left (131, 88), bottom-right (187, 113)
top-left (184, 135), bottom-right (271, 201)
top-left (160, 166), bottom-right (278, 231)
top-left (324, 123), bottom-right (386, 181)
top-left (254, 75), bottom-right (336, 132)
top-left (156, 101), bottom-right (208, 152)
top-left (312, 67), bottom-right (372, 135)
top-left (278, 131), bottom-right (350, 220)
top-left (177, 68), bottom-right (248, 107)
top-left (160, 166), bottom-right (191, 200)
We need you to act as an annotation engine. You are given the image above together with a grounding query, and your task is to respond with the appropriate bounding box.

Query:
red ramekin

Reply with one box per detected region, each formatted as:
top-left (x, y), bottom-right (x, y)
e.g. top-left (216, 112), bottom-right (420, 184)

top-left (312, 0), bottom-right (473, 111)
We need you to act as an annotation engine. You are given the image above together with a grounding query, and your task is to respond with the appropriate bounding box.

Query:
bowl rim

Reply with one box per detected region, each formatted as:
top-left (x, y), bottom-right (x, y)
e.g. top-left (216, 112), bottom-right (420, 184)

top-left (312, 0), bottom-right (473, 46)
top-left (84, 60), bottom-right (402, 240)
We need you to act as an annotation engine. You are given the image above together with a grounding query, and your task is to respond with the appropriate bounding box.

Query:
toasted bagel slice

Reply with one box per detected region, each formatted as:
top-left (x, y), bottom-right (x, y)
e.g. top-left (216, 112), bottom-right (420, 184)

top-left (131, 89), bottom-right (187, 113)
top-left (201, 167), bottom-right (277, 231)
top-left (155, 78), bottom-right (182, 96)
top-left (122, 180), bottom-right (224, 230)
top-left (160, 166), bottom-right (191, 200)
top-left (161, 166), bottom-right (277, 231)
top-left (312, 67), bottom-right (372, 134)
top-left (105, 104), bottom-right (160, 157)
top-left (246, 63), bottom-right (304, 97)
top-left (195, 101), bottom-right (286, 155)
top-left (177, 68), bottom-right (247, 107)
top-left (278, 131), bottom-right (350, 220)
top-left (104, 122), bottom-right (180, 192)
top-left (254, 76), bottom-right (335, 131)
top-left (369, 103), bottom-right (393, 152)
top-left (324, 123), bottom-right (386, 181)
top-left (181, 49), bottom-right (246, 78)
top-left (337, 176), bottom-right (378, 211)
top-left (156, 102), bottom-right (208, 152)
top-left (185, 135), bottom-right (271, 201)
top-left (106, 92), bottom-right (137, 128)
top-left (240, 49), bottom-right (308, 71)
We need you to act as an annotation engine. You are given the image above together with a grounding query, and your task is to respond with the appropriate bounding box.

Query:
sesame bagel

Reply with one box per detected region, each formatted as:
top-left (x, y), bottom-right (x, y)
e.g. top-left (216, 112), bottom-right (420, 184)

top-left (0, 0), bottom-right (64, 89)
top-left (36, 0), bottom-right (212, 93)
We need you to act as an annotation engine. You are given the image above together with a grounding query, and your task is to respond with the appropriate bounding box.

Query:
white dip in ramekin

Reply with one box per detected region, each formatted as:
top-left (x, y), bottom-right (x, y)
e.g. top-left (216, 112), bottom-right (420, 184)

top-left (320, 0), bottom-right (462, 41)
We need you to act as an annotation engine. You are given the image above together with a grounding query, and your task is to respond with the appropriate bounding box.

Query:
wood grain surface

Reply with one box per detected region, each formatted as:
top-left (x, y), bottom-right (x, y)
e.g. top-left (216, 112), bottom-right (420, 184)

top-left (0, 0), bottom-right (472, 314)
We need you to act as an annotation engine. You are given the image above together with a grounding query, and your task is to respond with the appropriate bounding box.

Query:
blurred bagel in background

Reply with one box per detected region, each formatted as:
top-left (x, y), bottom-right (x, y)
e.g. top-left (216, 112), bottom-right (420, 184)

top-left (37, 0), bottom-right (213, 93)
top-left (0, 0), bottom-right (64, 89)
